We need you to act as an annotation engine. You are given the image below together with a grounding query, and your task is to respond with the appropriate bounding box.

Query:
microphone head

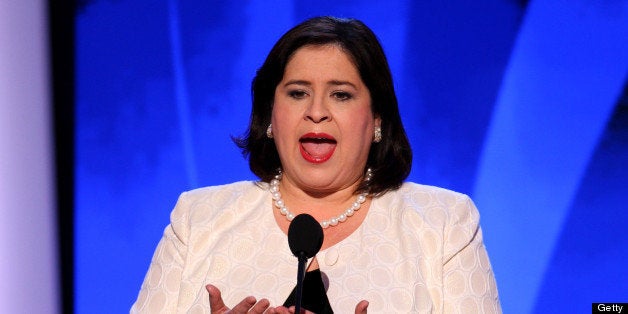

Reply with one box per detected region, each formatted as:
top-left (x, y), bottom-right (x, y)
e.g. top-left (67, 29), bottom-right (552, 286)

top-left (287, 214), bottom-right (324, 259)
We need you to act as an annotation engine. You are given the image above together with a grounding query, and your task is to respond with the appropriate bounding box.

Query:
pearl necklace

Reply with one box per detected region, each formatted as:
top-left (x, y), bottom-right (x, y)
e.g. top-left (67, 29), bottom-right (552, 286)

top-left (269, 168), bottom-right (372, 229)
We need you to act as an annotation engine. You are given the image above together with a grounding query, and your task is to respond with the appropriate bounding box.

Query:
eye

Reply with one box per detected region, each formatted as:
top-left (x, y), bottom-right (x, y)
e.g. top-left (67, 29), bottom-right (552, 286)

top-left (288, 89), bottom-right (308, 99)
top-left (332, 91), bottom-right (353, 101)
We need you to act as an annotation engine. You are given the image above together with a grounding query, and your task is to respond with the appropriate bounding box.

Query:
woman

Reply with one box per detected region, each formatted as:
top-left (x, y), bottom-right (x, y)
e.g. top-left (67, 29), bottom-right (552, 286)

top-left (132, 16), bottom-right (500, 313)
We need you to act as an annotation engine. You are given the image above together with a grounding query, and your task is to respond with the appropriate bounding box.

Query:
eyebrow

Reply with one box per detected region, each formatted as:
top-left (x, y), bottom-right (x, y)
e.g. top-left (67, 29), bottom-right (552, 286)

top-left (283, 79), bottom-right (358, 89)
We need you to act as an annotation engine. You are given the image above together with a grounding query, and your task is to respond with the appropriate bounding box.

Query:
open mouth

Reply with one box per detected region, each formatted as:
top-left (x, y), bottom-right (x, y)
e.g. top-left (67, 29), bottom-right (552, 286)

top-left (299, 133), bottom-right (337, 163)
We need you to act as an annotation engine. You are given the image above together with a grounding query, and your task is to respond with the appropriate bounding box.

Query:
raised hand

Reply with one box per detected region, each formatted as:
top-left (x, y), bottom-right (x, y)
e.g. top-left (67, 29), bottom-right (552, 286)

top-left (207, 284), bottom-right (273, 314)
top-left (206, 283), bottom-right (368, 313)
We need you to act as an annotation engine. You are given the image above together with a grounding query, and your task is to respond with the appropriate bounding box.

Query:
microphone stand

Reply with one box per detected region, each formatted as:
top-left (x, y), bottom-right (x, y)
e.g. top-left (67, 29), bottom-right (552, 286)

top-left (295, 251), bottom-right (307, 314)
top-left (287, 214), bottom-right (323, 313)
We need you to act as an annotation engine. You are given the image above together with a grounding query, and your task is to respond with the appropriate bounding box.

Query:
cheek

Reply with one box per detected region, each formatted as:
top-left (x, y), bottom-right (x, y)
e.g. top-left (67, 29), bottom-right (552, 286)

top-left (271, 105), bottom-right (301, 149)
top-left (348, 109), bottom-right (375, 135)
top-left (271, 105), bottom-right (293, 132)
top-left (341, 115), bottom-right (375, 149)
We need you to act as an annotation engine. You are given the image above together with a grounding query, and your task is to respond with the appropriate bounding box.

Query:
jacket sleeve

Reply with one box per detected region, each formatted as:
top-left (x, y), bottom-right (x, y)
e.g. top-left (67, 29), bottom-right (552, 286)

top-left (130, 192), bottom-right (191, 313)
top-left (442, 195), bottom-right (502, 313)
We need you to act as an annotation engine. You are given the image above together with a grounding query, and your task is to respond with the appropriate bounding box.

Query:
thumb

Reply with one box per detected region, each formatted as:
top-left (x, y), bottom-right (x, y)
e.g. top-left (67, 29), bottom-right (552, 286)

top-left (206, 284), bottom-right (228, 313)
top-left (355, 300), bottom-right (369, 314)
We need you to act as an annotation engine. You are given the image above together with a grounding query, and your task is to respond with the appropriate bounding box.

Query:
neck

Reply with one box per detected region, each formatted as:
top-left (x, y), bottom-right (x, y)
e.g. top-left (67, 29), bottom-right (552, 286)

top-left (270, 168), bottom-right (372, 228)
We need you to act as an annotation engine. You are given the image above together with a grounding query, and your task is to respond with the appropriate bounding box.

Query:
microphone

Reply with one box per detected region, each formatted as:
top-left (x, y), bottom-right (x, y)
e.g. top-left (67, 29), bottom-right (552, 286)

top-left (287, 214), bottom-right (323, 313)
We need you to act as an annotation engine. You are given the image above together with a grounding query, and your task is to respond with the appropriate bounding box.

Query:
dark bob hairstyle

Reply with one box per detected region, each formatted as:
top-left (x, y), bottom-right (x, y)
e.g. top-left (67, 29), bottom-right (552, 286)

top-left (235, 16), bottom-right (412, 195)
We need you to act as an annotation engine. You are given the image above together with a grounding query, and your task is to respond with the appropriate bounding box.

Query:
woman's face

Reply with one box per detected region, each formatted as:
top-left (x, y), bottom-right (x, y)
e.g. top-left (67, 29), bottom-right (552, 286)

top-left (271, 44), bottom-right (380, 194)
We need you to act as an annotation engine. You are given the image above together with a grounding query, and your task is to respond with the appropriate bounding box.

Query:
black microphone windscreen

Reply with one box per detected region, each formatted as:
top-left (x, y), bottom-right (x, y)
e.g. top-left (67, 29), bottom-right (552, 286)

top-left (287, 214), bottom-right (324, 258)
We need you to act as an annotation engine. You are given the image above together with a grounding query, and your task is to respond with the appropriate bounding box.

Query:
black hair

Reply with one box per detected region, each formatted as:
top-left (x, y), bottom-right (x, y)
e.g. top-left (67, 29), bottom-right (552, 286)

top-left (234, 16), bottom-right (412, 195)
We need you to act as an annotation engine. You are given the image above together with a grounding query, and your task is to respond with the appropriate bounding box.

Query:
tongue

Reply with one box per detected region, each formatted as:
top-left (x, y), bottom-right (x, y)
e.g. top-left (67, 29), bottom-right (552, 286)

top-left (301, 142), bottom-right (336, 158)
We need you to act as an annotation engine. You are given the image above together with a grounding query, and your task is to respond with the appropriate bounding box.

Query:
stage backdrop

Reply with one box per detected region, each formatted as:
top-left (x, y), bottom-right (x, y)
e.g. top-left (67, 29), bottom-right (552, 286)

top-left (1, 1), bottom-right (58, 312)
top-left (76, 0), bottom-right (628, 313)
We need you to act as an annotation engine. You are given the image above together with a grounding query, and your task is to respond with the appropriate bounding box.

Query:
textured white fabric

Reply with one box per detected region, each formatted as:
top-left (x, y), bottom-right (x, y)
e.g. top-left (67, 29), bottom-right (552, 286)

top-left (131, 181), bottom-right (501, 313)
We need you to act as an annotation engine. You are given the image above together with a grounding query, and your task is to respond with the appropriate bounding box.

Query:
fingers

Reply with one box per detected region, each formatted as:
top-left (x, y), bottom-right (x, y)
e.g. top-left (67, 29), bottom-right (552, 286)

top-left (233, 298), bottom-right (272, 314)
top-left (228, 295), bottom-right (257, 312)
top-left (208, 284), bottom-right (367, 314)
top-left (207, 284), bottom-right (229, 313)
top-left (207, 284), bottom-right (272, 314)
top-left (355, 300), bottom-right (369, 314)
top-left (268, 306), bottom-right (293, 314)
top-left (249, 298), bottom-right (271, 314)
top-left (206, 284), bottom-right (295, 314)
top-left (286, 305), bottom-right (314, 314)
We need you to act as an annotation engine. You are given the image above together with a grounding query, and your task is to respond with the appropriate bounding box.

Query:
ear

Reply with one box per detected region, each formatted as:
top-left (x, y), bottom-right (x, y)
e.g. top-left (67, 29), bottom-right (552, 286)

top-left (374, 115), bottom-right (382, 128)
top-left (372, 116), bottom-right (383, 143)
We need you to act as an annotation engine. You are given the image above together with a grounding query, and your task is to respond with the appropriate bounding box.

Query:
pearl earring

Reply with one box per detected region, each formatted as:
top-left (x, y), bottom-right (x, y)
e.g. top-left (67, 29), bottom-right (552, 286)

top-left (374, 126), bottom-right (382, 143)
top-left (266, 124), bottom-right (273, 139)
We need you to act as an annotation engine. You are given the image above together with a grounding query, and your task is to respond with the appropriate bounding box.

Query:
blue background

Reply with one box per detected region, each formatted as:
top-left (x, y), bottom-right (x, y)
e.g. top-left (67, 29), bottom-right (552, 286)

top-left (75, 1), bottom-right (628, 313)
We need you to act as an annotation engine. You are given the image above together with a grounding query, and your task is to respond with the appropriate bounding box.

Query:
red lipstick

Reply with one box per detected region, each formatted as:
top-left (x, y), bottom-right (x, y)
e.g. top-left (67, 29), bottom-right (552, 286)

top-left (299, 133), bottom-right (337, 163)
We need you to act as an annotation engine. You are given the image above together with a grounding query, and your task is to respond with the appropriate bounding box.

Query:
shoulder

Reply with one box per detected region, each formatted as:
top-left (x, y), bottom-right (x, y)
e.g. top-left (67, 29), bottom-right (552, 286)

top-left (384, 182), bottom-right (472, 206)
top-left (171, 181), bottom-right (268, 223)
top-left (181, 181), bottom-right (266, 202)
top-left (379, 182), bottom-right (478, 227)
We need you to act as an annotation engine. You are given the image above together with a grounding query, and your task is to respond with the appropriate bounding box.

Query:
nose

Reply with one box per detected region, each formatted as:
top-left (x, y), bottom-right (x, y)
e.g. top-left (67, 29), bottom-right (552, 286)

top-left (304, 96), bottom-right (330, 123)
